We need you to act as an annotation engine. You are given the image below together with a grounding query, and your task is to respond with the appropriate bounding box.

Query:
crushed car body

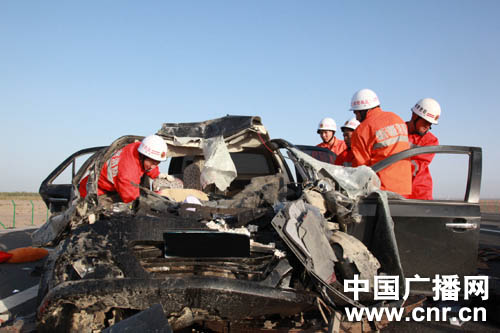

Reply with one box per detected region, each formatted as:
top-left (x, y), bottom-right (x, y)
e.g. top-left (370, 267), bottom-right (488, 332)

top-left (33, 115), bottom-right (482, 332)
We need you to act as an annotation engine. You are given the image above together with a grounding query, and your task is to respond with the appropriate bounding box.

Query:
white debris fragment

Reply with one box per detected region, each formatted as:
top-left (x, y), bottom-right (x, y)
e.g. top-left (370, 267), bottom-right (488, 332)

top-left (0, 313), bottom-right (9, 324)
top-left (205, 221), bottom-right (224, 231)
top-left (183, 195), bottom-right (202, 212)
top-left (247, 224), bottom-right (259, 233)
top-left (200, 135), bottom-right (237, 191)
top-left (264, 320), bottom-right (277, 329)
top-left (250, 240), bottom-right (284, 258)
top-left (88, 214), bottom-right (96, 224)
top-left (72, 259), bottom-right (94, 278)
top-left (205, 221), bottom-right (250, 236)
top-left (273, 249), bottom-right (286, 259)
top-left (148, 267), bottom-right (171, 272)
top-left (112, 202), bottom-right (130, 213)
top-left (12, 290), bottom-right (19, 294)
top-left (250, 240), bottom-right (275, 249)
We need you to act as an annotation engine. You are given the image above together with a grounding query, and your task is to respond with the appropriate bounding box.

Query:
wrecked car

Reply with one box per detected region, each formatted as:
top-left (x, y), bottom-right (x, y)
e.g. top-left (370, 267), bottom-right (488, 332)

top-left (34, 115), bottom-right (482, 332)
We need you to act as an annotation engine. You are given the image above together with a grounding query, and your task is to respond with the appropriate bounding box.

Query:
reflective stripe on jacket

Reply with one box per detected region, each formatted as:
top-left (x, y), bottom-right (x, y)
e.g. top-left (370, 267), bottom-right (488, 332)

top-left (79, 142), bottom-right (160, 203)
top-left (351, 107), bottom-right (412, 195)
top-left (317, 137), bottom-right (347, 156)
top-left (405, 131), bottom-right (439, 200)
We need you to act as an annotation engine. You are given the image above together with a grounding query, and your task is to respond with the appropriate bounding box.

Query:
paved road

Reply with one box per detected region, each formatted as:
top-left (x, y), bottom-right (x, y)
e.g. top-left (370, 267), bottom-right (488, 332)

top-left (0, 228), bottom-right (44, 328)
top-left (1, 214), bottom-right (499, 331)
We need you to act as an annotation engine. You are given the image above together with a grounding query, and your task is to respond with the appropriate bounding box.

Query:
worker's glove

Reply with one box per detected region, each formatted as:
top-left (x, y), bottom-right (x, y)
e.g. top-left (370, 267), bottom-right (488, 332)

top-left (158, 173), bottom-right (175, 181)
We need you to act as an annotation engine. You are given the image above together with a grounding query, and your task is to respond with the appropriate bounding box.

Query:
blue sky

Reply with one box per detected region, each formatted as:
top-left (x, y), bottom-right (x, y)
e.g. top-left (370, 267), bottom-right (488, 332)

top-left (1, 1), bottom-right (499, 198)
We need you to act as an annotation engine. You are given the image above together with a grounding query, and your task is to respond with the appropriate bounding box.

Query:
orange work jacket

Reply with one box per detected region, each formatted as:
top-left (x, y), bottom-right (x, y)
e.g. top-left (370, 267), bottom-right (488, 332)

top-left (317, 137), bottom-right (347, 156)
top-left (335, 148), bottom-right (354, 167)
top-left (405, 131), bottom-right (439, 200)
top-left (351, 107), bottom-right (412, 195)
top-left (79, 142), bottom-right (160, 203)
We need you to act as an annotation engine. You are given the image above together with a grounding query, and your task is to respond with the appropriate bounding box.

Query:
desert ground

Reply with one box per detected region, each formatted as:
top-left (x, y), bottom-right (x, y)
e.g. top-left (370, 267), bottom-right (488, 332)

top-left (0, 200), bottom-right (49, 230)
top-left (481, 199), bottom-right (500, 214)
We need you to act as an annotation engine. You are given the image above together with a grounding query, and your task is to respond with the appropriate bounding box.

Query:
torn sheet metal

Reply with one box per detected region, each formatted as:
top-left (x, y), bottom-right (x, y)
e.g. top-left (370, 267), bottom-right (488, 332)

top-left (369, 190), bottom-right (406, 307)
top-left (272, 200), bottom-right (365, 309)
top-left (261, 259), bottom-right (293, 288)
top-left (32, 205), bottom-right (77, 247)
top-left (272, 200), bottom-right (336, 283)
top-left (200, 136), bottom-right (237, 191)
top-left (157, 116), bottom-right (270, 156)
top-left (157, 116), bottom-right (266, 141)
top-left (288, 146), bottom-right (380, 225)
top-left (288, 147), bottom-right (380, 200)
top-left (282, 146), bottom-right (406, 308)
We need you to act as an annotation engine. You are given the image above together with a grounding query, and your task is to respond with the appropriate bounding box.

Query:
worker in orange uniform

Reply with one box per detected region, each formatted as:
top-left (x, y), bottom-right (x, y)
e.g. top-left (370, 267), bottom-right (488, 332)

top-left (405, 98), bottom-right (441, 200)
top-left (335, 117), bottom-right (360, 167)
top-left (79, 134), bottom-right (168, 203)
top-left (316, 117), bottom-right (347, 156)
top-left (349, 89), bottom-right (412, 195)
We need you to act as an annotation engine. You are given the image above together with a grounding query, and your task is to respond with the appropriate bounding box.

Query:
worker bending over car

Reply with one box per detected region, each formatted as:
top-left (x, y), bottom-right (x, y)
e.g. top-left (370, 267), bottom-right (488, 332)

top-left (79, 134), bottom-right (169, 203)
top-left (405, 98), bottom-right (441, 200)
top-left (350, 88), bottom-right (412, 196)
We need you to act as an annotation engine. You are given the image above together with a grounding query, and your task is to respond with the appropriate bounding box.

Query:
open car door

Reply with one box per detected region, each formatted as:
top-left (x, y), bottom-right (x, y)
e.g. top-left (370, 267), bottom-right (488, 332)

top-left (350, 145), bottom-right (482, 294)
top-left (39, 147), bottom-right (106, 213)
top-left (296, 144), bottom-right (482, 294)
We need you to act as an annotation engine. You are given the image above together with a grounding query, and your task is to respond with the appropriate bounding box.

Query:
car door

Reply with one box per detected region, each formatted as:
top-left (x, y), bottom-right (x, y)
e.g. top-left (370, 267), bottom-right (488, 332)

top-left (39, 147), bottom-right (106, 213)
top-left (350, 145), bottom-right (482, 294)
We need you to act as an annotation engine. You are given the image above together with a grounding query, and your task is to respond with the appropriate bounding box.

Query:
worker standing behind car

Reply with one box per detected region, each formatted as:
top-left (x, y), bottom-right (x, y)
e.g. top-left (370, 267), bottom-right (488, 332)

top-left (79, 134), bottom-right (169, 203)
top-left (350, 89), bottom-right (412, 195)
top-left (316, 117), bottom-right (347, 156)
top-left (335, 118), bottom-right (360, 167)
top-left (405, 98), bottom-right (441, 200)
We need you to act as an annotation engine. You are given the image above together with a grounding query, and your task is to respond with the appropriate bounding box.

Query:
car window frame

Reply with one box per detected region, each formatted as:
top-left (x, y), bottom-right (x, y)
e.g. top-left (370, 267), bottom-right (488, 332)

top-left (371, 145), bottom-right (482, 203)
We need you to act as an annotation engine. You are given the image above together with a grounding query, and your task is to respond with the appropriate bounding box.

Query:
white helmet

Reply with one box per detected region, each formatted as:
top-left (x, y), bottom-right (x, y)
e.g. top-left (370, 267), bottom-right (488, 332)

top-left (350, 89), bottom-right (380, 111)
top-left (138, 135), bottom-right (168, 161)
top-left (317, 117), bottom-right (337, 132)
top-left (411, 98), bottom-right (441, 124)
top-left (341, 117), bottom-right (360, 131)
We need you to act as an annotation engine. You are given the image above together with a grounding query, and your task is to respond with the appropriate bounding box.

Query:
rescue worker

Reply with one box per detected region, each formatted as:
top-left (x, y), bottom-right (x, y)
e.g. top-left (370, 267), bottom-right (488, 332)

top-left (316, 117), bottom-right (347, 156)
top-left (405, 98), bottom-right (441, 200)
top-left (349, 89), bottom-right (412, 195)
top-left (335, 117), bottom-right (360, 167)
top-left (79, 134), bottom-right (168, 203)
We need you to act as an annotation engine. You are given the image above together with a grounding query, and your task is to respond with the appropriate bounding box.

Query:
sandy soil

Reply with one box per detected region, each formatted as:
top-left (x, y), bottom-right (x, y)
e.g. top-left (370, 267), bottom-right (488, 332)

top-left (0, 200), bottom-right (49, 229)
top-left (481, 199), bottom-right (500, 214)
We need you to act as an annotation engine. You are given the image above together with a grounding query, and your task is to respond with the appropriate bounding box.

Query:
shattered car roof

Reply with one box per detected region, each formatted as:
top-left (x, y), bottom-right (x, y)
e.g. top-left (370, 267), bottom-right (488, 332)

top-left (158, 115), bottom-right (267, 140)
top-left (157, 115), bottom-right (270, 156)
